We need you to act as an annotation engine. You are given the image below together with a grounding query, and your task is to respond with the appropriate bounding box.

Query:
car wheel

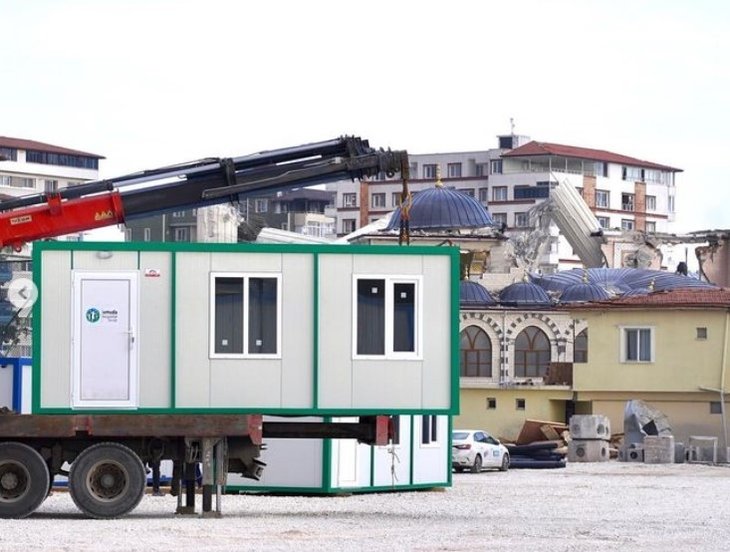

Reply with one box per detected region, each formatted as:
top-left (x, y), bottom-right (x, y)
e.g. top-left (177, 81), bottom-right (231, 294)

top-left (0, 442), bottom-right (50, 519)
top-left (454, 467), bottom-right (463, 473)
top-left (471, 454), bottom-right (482, 474)
top-left (499, 454), bottom-right (510, 472)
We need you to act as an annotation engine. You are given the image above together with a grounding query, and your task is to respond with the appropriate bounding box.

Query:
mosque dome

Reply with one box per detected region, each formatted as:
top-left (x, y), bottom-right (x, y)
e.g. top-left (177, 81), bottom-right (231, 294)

top-left (499, 281), bottom-right (552, 307)
top-left (460, 281), bottom-right (498, 308)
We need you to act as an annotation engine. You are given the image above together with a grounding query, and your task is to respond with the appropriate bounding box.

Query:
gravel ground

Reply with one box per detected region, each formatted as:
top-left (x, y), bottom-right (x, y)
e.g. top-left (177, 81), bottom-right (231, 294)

top-left (3, 462), bottom-right (730, 552)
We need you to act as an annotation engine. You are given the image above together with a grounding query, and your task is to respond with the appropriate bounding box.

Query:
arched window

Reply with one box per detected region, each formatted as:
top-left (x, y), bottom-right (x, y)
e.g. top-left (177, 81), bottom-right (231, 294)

top-left (574, 329), bottom-right (588, 363)
top-left (459, 325), bottom-right (492, 377)
top-left (514, 326), bottom-right (550, 378)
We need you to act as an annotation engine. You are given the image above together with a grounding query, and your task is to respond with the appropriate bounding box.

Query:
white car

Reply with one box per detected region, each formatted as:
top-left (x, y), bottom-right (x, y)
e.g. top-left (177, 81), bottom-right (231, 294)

top-left (452, 429), bottom-right (510, 473)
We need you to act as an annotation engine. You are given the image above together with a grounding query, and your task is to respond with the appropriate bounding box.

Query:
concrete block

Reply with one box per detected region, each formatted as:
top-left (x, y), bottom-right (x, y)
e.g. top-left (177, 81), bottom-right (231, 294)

top-left (643, 435), bottom-right (675, 464)
top-left (568, 439), bottom-right (609, 462)
top-left (569, 415), bottom-right (611, 440)
top-left (619, 444), bottom-right (644, 462)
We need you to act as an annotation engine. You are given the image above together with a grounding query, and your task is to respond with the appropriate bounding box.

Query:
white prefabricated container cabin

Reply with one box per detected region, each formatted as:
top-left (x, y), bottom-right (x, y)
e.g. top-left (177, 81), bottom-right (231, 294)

top-left (31, 242), bottom-right (459, 421)
top-left (226, 414), bottom-right (451, 494)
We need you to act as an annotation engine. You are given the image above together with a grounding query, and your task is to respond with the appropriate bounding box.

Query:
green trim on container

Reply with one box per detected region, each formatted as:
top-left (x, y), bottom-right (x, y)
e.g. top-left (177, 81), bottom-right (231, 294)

top-left (312, 252), bottom-right (319, 409)
top-left (450, 251), bottom-right (460, 415)
top-left (170, 251), bottom-right (176, 409)
top-left (321, 416), bottom-right (332, 493)
top-left (31, 246), bottom-right (43, 414)
top-left (33, 240), bottom-right (457, 258)
top-left (31, 407), bottom-right (451, 416)
top-left (225, 481), bottom-right (449, 495)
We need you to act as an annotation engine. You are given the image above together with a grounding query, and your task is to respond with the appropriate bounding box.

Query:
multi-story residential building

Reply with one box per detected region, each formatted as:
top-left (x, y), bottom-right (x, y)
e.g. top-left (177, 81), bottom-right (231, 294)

top-left (327, 144), bottom-right (516, 236)
top-left (0, 136), bottom-right (103, 354)
top-left (126, 189), bottom-right (336, 243)
top-left (329, 133), bottom-right (681, 272)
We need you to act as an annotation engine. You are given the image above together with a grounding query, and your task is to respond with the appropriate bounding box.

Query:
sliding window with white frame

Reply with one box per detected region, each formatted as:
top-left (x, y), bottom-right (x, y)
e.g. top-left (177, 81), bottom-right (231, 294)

top-left (353, 275), bottom-right (422, 360)
top-left (210, 273), bottom-right (282, 359)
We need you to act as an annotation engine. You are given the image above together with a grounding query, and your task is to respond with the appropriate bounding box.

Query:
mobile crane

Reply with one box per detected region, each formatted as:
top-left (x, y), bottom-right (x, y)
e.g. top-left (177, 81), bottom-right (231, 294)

top-left (0, 136), bottom-right (410, 519)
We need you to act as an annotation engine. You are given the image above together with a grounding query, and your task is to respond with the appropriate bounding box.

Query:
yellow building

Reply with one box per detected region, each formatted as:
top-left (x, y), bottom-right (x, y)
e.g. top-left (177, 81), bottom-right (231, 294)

top-left (569, 288), bottom-right (730, 458)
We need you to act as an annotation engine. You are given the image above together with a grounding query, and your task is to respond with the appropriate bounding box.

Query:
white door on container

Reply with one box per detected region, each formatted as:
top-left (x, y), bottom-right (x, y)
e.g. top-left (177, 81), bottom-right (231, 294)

top-left (72, 272), bottom-right (138, 408)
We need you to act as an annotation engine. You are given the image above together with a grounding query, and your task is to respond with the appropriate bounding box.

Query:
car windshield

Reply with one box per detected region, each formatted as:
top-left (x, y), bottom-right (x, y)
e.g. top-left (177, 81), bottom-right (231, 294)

top-left (452, 432), bottom-right (470, 440)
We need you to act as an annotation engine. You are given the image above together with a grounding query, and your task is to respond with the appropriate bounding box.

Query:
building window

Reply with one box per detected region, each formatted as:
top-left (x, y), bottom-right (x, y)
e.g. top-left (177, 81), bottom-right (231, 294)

top-left (622, 327), bottom-right (653, 362)
top-left (574, 329), bottom-right (588, 363)
top-left (44, 179), bottom-right (58, 193)
top-left (514, 326), bottom-right (551, 377)
top-left (710, 402), bottom-right (722, 415)
top-left (343, 193), bottom-right (357, 208)
top-left (697, 327), bottom-right (708, 340)
top-left (645, 221), bottom-right (656, 233)
top-left (173, 227), bottom-right (190, 242)
top-left (621, 219), bottom-right (635, 231)
top-left (459, 325), bottom-right (492, 377)
top-left (460, 188), bottom-right (475, 197)
top-left (589, 162), bottom-right (607, 177)
top-left (668, 196), bottom-right (675, 213)
top-left (421, 415), bottom-right (438, 445)
top-left (447, 163), bottom-right (462, 178)
top-left (0, 148), bottom-right (17, 161)
top-left (492, 213), bottom-right (507, 227)
top-left (490, 159), bottom-right (503, 174)
top-left (143, 228), bottom-right (151, 242)
top-left (595, 190), bottom-right (610, 208)
top-left (622, 166), bottom-right (644, 182)
top-left (622, 193), bottom-right (635, 211)
top-left (646, 195), bottom-right (657, 211)
top-left (26, 150), bottom-right (98, 170)
top-left (597, 216), bottom-right (610, 229)
top-left (210, 273), bottom-right (281, 358)
top-left (342, 219), bottom-right (356, 234)
top-left (486, 397), bottom-right (496, 410)
top-left (476, 163), bottom-right (488, 177)
top-left (254, 199), bottom-right (268, 213)
top-left (423, 164), bottom-right (437, 179)
top-left (172, 211), bottom-right (185, 218)
top-left (124, 228), bottom-right (133, 241)
top-left (354, 276), bottom-right (421, 358)
top-left (492, 186), bottom-right (508, 201)
top-left (515, 398), bottom-right (526, 410)
top-left (391, 192), bottom-right (402, 207)
top-left (371, 192), bottom-right (386, 208)
top-left (478, 188), bottom-right (489, 202)
top-left (514, 212), bottom-right (529, 228)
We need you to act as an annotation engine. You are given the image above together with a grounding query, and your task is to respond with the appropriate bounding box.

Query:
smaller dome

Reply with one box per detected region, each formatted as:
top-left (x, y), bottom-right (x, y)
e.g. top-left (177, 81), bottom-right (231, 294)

top-left (559, 282), bottom-right (612, 303)
top-left (460, 281), bottom-right (497, 308)
top-left (499, 281), bottom-right (551, 306)
top-left (386, 186), bottom-right (494, 231)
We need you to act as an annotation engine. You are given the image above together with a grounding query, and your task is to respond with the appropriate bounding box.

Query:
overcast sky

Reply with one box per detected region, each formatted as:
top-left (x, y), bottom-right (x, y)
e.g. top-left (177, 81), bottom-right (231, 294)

top-left (2, 0), bottom-right (729, 232)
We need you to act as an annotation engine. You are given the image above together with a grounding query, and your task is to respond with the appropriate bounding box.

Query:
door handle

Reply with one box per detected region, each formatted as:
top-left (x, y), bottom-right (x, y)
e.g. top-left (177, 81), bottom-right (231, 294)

top-left (124, 328), bottom-right (135, 348)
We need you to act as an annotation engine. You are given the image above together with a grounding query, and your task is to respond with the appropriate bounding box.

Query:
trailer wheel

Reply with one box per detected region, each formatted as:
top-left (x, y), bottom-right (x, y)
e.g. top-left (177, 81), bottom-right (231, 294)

top-left (69, 442), bottom-right (146, 519)
top-left (0, 442), bottom-right (50, 519)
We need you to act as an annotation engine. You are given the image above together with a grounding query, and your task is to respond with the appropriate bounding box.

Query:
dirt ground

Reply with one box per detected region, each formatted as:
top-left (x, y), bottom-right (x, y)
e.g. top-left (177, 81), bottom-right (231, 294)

top-left (3, 461), bottom-right (730, 551)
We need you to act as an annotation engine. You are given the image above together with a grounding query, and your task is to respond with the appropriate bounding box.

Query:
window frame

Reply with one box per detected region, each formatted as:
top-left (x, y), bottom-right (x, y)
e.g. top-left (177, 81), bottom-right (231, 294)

top-left (371, 192), bottom-right (386, 208)
top-left (352, 274), bottom-right (423, 360)
top-left (620, 326), bottom-right (654, 363)
top-left (492, 186), bottom-right (508, 201)
top-left (447, 163), bottom-right (462, 178)
top-left (209, 272), bottom-right (283, 360)
top-left (595, 190), bottom-right (610, 208)
top-left (420, 414), bottom-right (439, 447)
top-left (342, 193), bottom-right (357, 208)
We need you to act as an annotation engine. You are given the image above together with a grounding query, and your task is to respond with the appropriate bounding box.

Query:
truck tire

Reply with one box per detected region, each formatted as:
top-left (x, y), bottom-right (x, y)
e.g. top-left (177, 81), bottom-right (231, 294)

top-left (0, 442), bottom-right (50, 519)
top-left (69, 442), bottom-right (146, 519)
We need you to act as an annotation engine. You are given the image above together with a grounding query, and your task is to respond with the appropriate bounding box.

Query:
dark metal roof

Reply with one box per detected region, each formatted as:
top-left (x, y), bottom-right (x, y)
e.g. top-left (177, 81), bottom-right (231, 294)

top-left (386, 186), bottom-right (494, 231)
top-left (460, 281), bottom-right (497, 308)
top-left (558, 282), bottom-right (612, 303)
top-left (0, 136), bottom-right (104, 159)
top-left (499, 281), bottom-right (552, 306)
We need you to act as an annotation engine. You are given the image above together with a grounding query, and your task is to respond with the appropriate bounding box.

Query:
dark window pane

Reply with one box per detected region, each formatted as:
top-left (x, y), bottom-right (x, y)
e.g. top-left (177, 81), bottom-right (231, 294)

top-left (574, 329), bottom-right (588, 363)
top-left (248, 277), bottom-right (277, 354)
top-left (215, 277), bottom-right (243, 354)
top-left (391, 416), bottom-right (401, 445)
top-left (357, 279), bottom-right (385, 355)
top-left (421, 415), bottom-right (430, 444)
top-left (393, 283), bottom-right (415, 352)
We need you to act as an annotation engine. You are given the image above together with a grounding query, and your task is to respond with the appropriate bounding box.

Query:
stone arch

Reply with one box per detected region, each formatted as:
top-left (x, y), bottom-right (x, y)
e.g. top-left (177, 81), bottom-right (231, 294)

top-left (459, 312), bottom-right (502, 379)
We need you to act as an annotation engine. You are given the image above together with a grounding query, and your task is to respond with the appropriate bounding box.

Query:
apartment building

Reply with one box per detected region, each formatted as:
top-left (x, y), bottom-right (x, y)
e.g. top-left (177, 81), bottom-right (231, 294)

top-left (0, 136), bottom-right (103, 354)
top-left (328, 133), bottom-right (681, 272)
